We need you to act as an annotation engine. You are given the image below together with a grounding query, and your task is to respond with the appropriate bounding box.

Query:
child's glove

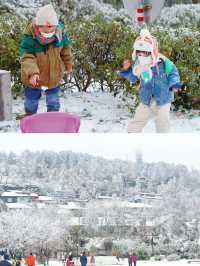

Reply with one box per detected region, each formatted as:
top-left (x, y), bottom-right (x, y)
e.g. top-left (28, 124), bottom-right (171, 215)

top-left (121, 59), bottom-right (133, 71)
top-left (180, 84), bottom-right (187, 92)
top-left (170, 83), bottom-right (186, 92)
top-left (177, 84), bottom-right (187, 96)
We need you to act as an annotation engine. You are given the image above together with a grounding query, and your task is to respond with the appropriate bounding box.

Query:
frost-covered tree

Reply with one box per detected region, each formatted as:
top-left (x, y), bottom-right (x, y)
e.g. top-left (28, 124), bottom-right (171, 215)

top-left (0, 208), bottom-right (69, 258)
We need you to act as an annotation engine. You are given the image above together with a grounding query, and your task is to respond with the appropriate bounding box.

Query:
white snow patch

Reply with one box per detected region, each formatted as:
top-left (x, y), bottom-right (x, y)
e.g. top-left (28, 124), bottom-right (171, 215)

top-left (37, 258), bottom-right (200, 266)
top-left (0, 91), bottom-right (199, 133)
top-left (0, 70), bottom-right (10, 74)
top-left (6, 203), bottom-right (31, 209)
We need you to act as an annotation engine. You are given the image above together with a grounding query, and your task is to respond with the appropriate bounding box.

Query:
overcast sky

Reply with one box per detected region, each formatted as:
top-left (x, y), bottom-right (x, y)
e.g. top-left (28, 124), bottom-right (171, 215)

top-left (0, 134), bottom-right (199, 169)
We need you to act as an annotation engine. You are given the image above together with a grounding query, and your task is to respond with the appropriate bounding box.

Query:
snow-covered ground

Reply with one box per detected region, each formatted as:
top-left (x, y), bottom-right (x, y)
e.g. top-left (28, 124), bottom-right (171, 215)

top-left (39, 257), bottom-right (200, 266)
top-left (1, 91), bottom-right (200, 133)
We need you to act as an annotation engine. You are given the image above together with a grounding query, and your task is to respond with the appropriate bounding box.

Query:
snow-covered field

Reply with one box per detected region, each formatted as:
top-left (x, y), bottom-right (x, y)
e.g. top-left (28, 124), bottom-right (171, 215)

top-left (1, 91), bottom-right (200, 133)
top-left (39, 257), bottom-right (200, 266)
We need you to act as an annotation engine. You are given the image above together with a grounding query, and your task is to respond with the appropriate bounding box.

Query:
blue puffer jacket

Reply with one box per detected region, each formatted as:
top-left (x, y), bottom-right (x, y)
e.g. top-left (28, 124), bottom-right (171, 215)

top-left (80, 255), bottom-right (87, 266)
top-left (119, 59), bottom-right (182, 106)
top-left (0, 260), bottom-right (12, 266)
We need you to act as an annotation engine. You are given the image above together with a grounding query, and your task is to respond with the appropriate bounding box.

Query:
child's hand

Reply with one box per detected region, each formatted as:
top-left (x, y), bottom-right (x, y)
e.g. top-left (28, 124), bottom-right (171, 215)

top-left (122, 59), bottom-right (132, 71)
top-left (29, 74), bottom-right (40, 88)
top-left (66, 64), bottom-right (73, 75)
top-left (170, 83), bottom-right (187, 92)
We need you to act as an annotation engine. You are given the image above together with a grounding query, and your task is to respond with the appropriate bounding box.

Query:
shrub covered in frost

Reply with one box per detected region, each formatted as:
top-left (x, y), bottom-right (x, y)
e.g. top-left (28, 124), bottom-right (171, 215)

top-left (67, 15), bottom-right (200, 109)
top-left (61, 0), bottom-right (128, 23)
top-left (137, 248), bottom-right (151, 260)
top-left (167, 254), bottom-right (181, 261)
top-left (0, 0), bottom-right (130, 24)
top-left (112, 239), bottom-right (140, 256)
top-left (157, 4), bottom-right (200, 29)
top-left (66, 15), bottom-right (135, 94)
top-left (0, 13), bottom-right (26, 97)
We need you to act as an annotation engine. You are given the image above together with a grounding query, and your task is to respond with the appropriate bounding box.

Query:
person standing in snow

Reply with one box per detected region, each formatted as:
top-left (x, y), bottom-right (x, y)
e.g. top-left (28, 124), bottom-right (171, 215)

top-left (128, 253), bottom-right (133, 266)
top-left (19, 4), bottom-right (74, 119)
top-left (89, 255), bottom-right (95, 266)
top-left (116, 254), bottom-right (120, 264)
top-left (118, 29), bottom-right (183, 133)
top-left (25, 253), bottom-right (36, 266)
top-left (132, 254), bottom-right (138, 266)
top-left (0, 255), bottom-right (12, 266)
top-left (66, 252), bottom-right (74, 266)
top-left (11, 256), bottom-right (16, 266)
top-left (80, 252), bottom-right (87, 266)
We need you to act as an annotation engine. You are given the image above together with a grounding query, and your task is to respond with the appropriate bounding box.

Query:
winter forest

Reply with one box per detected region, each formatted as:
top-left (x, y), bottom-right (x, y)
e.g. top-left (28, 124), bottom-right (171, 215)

top-left (0, 0), bottom-right (200, 132)
top-left (0, 150), bottom-right (200, 262)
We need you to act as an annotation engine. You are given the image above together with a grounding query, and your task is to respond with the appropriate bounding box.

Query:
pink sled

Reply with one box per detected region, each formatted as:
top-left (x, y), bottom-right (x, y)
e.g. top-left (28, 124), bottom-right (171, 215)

top-left (20, 112), bottom-right (80, 133)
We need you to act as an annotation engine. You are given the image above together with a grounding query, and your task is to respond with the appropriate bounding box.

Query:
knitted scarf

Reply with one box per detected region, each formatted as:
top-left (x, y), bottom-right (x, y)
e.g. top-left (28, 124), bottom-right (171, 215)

top-left (34, 26), bottom-right (56, 45)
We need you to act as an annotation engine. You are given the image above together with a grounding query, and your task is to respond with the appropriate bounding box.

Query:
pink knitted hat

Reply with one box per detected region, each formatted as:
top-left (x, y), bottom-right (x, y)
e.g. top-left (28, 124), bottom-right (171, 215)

top-left (132, 29), bottom-right (159, 66)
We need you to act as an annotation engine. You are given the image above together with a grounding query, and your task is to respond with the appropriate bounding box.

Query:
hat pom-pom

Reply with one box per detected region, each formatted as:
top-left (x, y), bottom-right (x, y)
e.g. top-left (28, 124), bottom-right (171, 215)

top-left (140, 29), bottom-right (151, 37)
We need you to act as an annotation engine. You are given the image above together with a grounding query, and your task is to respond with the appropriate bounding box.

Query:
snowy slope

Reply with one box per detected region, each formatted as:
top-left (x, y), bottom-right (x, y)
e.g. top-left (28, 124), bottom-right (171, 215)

top-left (1, 92), bottom-right (200, 133)
top-left (38, 258), bottom-right (199, 266)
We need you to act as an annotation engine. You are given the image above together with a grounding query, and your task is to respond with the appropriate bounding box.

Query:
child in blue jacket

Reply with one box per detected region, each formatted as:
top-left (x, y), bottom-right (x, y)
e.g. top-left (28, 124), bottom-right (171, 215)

top-left (119, 29), bottom-right (182, 133)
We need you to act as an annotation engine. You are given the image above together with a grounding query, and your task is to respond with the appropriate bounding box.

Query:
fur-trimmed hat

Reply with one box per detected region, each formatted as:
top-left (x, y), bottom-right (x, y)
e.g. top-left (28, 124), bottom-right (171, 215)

top-left (35, 4), bottom-right (59, 26)
top-left (132, 29), bottom-right (159, 66)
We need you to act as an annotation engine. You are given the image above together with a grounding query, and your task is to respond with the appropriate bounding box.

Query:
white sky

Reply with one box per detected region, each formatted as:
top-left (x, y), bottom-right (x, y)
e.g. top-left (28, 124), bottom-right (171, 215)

top-left (0, 134), bottom-right (199, 169)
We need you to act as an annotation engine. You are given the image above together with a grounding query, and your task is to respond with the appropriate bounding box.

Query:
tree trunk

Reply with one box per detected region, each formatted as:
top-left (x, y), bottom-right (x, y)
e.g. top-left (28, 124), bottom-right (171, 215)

top-left (0, 70), bottom-right (12, 121)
